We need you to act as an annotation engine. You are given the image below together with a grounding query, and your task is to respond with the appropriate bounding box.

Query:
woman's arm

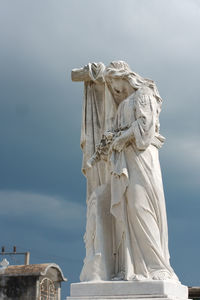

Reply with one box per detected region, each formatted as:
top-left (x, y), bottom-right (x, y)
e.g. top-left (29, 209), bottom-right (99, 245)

top-left (71, 62), bottom-right (105, 82)
top-left (112, 86), bottom-right (157, 152)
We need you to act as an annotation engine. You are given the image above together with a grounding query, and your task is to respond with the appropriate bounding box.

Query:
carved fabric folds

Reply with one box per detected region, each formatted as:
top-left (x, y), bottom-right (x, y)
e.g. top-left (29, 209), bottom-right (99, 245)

top-left (110, 86), bottom-right (177, 281)
top-left (80, 63), bottom-right (117, 281)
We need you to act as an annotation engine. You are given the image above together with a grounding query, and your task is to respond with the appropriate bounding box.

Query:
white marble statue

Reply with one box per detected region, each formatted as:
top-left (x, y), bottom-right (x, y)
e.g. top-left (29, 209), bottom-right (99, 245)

top-left (71, 61), bottom-right (178, 283)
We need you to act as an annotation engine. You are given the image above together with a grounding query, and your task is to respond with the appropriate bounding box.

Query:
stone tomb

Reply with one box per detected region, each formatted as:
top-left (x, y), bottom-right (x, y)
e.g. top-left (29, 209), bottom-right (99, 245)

top-left (0, 263), bottom-right (67, 300)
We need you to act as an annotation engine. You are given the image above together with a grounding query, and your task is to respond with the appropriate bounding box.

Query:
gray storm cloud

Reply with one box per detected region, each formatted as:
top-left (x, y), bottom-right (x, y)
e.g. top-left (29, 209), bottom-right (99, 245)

top-left (0, 0), bottom-right (200, 297)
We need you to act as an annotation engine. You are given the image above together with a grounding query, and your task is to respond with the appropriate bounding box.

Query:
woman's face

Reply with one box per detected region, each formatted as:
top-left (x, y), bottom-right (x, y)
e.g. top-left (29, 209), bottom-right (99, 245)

top-left (107, 78), bottom-right (135, 104)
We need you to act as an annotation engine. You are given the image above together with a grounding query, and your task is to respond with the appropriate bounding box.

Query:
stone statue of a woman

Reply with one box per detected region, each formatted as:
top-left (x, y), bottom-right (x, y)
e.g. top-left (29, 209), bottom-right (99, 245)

top-left (104, 61), bottom-right (178, 281)
top-left (71, 61), bottom-right (178, 282)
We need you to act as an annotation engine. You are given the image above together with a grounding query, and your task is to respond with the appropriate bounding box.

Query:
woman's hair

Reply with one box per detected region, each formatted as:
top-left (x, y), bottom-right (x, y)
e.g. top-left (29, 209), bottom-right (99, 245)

top-left (104, 61), bottom-right (163, 103)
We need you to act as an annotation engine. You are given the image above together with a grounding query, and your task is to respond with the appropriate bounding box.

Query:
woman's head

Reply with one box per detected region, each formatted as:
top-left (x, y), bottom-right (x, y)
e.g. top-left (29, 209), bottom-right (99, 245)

top-left (104, 60), bottom-right (162, 104)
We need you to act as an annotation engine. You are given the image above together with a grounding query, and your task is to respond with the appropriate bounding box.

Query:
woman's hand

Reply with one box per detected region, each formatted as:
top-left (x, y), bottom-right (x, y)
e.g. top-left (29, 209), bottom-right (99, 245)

top-left (112, 136), bottom-right (126, 152)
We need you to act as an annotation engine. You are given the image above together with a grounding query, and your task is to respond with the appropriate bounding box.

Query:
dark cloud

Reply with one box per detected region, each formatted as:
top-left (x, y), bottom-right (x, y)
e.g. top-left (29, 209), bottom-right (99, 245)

top-left (0, 0), bottom-right (200, 298)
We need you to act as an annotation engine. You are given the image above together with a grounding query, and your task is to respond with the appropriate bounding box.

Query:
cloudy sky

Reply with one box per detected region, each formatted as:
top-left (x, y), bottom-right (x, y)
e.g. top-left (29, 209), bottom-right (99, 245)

top-left (0, 0), bottom-right (200, 298)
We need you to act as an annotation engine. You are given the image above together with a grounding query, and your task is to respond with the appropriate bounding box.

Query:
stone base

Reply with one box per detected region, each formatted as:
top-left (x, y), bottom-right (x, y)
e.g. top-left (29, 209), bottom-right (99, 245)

top-left (67, 281), bottom-right (189, 300)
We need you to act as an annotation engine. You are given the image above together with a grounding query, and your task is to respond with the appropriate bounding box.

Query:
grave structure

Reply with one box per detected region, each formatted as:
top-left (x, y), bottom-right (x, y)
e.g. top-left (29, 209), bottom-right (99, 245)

top-left (67, 61), bottom-right (189, 300)
top-left (0, 262), bottom-right (67, 300)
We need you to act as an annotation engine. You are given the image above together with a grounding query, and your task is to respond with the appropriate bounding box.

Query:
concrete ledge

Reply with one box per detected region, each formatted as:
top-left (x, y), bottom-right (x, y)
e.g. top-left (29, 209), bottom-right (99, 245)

top-left (69, 281), bottom-right (188, 300)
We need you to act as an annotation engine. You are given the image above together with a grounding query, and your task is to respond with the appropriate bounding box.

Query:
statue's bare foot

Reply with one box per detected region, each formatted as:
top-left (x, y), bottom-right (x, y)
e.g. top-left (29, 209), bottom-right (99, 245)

top-left (152, 270), bottom-right (172, 280)
top-left (111, 271), bottom-right (125, 281)
top-left (130, 274), bottom-right (147, 281)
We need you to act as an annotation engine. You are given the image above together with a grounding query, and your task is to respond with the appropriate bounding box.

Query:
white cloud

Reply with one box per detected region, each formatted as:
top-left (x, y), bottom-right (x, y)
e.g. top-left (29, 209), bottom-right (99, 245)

top-left (164, 134), bottom-right (200, 165)
top-left (160, 134), bottom-right (200, 189)
top-left (0, 190), bottom-right (85, 231)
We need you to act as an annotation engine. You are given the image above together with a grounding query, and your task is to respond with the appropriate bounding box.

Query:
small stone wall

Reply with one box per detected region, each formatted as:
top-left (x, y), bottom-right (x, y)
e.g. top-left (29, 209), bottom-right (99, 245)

top-left (0, 276), bottom-right (37, 300)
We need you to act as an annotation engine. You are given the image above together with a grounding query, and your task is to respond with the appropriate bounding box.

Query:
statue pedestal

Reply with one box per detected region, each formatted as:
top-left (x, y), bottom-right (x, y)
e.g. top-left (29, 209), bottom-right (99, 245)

top-left (67, 281), bottom-right (189, 300)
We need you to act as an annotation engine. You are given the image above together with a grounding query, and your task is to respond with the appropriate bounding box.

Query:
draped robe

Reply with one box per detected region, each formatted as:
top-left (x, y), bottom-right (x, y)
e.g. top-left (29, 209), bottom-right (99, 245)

top-left (110, 86), bottom-right (178, 281)
top-left (79, 63), bottom-right (178, 282)
top-left (80, 63), bottom-right (117, 281)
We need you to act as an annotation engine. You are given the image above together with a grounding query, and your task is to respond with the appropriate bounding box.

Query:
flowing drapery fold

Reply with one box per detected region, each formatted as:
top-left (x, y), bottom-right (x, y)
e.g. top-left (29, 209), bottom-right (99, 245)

top-left (110, 86), bottom-right (177, 280)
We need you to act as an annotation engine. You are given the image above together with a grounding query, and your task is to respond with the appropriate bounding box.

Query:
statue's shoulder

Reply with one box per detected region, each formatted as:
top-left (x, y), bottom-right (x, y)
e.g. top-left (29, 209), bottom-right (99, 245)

top-left (134, 85), bottom-right (153, 106)
top-left (135, 85), bottom-right (153, 98)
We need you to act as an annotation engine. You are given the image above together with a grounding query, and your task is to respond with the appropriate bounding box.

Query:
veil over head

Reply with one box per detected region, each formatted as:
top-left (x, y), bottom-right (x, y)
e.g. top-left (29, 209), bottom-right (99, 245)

top-left (104, 61), bottom-right (163, 103)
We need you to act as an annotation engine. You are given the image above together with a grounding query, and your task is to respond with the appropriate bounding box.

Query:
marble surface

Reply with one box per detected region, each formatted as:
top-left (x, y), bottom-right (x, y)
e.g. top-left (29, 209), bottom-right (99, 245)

top-left (71, 61), bottom-right (179, 283)
top-left (67, 60), bottom-right (189, 300)
top-left (67, 281), bottom-right (188, 300)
